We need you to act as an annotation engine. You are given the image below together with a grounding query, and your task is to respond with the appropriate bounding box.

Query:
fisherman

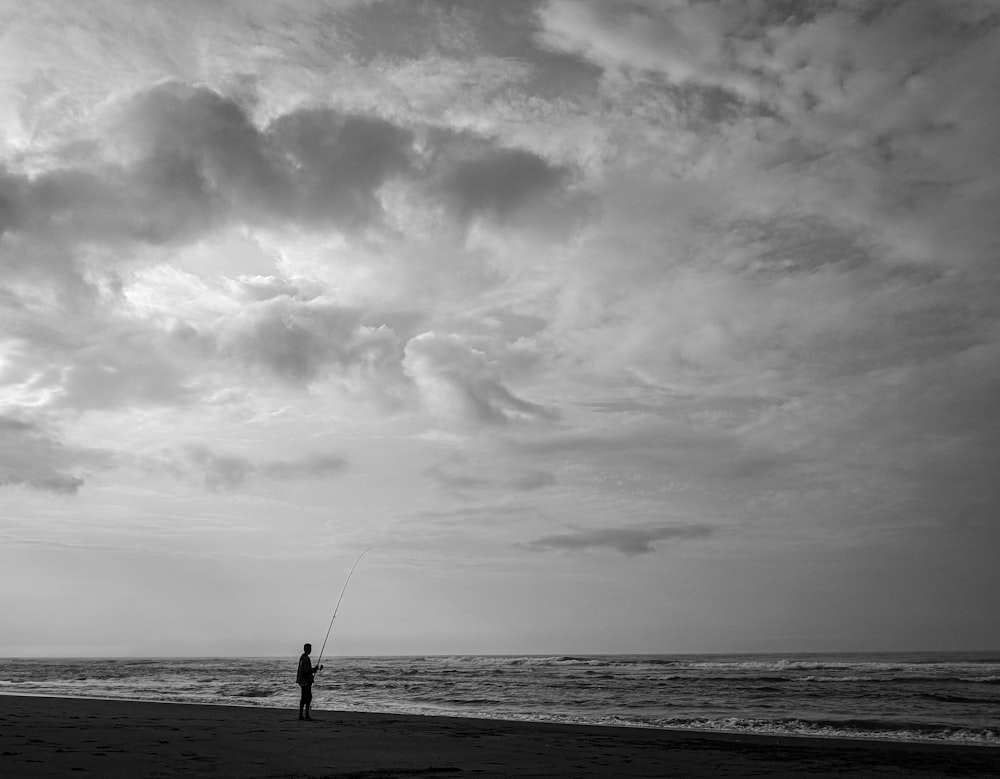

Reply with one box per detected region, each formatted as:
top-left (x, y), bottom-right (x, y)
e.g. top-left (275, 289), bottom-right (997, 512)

top-left (296, 643), bottom-right (323, 720)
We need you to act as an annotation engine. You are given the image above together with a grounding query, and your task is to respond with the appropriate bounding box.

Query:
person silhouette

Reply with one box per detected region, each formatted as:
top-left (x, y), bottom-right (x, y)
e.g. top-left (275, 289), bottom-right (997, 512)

top-left (296, 643), bottom-right (322, 720)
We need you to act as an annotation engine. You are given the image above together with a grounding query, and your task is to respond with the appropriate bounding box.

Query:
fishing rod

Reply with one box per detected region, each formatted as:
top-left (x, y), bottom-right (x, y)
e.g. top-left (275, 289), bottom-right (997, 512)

top-left (316, 546), bottom-right (371, 669)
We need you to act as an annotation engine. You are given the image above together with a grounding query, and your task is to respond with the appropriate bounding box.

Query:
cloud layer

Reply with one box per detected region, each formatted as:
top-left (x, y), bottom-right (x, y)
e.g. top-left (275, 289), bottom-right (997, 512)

top-left (2, 0), bottom-right (999, 654)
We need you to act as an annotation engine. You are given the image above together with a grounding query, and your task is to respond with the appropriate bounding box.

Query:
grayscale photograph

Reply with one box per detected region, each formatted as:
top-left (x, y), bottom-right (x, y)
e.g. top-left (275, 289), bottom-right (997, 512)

top-left (1, 1), bottom-right (998, 776)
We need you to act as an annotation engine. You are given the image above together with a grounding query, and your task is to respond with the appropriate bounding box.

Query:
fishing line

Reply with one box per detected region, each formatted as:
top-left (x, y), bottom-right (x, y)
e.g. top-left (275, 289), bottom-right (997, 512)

top-left (316, 546), bottom-right (371, 669)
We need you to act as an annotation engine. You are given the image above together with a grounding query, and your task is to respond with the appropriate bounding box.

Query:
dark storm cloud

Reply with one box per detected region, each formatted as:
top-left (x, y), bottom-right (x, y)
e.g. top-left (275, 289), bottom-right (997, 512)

top-left (0, 415), bottom-right (96, 493)
top-left (171, 445), bottom-right (348, 491)
top-left (526, 524), bottom-right (714, 556)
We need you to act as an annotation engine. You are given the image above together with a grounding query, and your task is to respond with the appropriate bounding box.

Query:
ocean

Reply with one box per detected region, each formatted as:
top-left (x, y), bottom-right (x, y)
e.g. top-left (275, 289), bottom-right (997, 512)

top-left (1, 653), bottom-right (997, 746)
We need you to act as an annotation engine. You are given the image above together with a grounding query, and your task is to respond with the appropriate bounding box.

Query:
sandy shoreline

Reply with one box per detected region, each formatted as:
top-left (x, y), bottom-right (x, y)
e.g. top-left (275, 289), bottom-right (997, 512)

top-left (2, 694), bottom-right (998, 778)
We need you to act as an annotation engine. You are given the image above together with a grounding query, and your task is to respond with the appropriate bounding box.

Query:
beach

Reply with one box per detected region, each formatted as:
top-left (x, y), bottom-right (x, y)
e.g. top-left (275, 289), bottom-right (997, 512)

top-left (2, 695), bottom-right (998, 778)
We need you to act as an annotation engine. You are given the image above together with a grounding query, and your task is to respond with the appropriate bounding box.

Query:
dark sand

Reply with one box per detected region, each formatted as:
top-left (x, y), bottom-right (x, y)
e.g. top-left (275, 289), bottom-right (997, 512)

top-left (1, 694), bottom-right (998, 778)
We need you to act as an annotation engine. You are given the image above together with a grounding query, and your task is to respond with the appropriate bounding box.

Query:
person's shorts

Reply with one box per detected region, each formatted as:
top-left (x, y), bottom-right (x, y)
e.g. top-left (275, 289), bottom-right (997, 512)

top-left (300, 684), bottom-right (312, 704)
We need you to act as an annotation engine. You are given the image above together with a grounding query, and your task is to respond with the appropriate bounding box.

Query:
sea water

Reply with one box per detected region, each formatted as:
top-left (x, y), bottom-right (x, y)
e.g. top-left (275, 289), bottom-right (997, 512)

top-left (1, 652), bottom-right (997, 746)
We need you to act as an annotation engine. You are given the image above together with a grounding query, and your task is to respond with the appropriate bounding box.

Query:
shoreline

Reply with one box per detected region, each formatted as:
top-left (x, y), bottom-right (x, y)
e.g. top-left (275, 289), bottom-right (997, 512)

top-left (3, 694), bottom-right (999, 777)
top-left (2, 690), bottom-right (997, 750)
top-left (0, 690), bottom-right (1000, 750)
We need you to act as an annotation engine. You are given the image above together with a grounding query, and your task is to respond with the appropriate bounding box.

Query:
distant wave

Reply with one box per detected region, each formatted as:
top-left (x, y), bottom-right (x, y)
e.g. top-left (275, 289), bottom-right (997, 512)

top-left (232, 688), bottom-right (276, 698)
top-left (656, 716), bottom-right (1000, 746)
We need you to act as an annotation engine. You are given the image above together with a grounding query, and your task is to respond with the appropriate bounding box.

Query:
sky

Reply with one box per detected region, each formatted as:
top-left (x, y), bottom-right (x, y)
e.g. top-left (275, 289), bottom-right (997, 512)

top-left (1, 0), bottom-right (998, 657)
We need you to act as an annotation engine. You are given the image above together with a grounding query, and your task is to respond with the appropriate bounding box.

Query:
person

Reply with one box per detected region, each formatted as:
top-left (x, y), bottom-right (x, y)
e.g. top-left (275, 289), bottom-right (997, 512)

top-left (296, 643), bottom-right (323, 720)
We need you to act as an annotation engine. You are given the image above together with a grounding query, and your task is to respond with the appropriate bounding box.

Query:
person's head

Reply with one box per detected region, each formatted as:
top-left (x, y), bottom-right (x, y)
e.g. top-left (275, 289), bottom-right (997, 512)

top-left (303, 643), bottom-right (312, 654)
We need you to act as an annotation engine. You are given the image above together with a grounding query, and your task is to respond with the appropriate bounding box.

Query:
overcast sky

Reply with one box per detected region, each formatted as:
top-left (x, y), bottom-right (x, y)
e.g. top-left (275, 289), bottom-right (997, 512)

top-left (2, 0), bottom-right (998, 657)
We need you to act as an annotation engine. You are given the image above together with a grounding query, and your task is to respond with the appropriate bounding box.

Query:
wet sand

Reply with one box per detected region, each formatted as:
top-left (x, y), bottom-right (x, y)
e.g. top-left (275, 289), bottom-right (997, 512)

top-left (1, 694), bottom-right (998, 777)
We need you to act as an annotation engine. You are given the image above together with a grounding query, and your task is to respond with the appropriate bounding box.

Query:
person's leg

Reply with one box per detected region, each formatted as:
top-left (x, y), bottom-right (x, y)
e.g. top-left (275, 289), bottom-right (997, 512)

top-left (304, 684), bottom-right (313, 720)
top-left (298, 685), bottom-right (306, 719)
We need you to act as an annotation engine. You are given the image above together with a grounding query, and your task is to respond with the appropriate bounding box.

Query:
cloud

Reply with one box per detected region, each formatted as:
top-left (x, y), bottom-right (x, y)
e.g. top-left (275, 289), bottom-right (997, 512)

top-left (57, 81), bottom-right (415, 244)
top-left (5, 6), bottom-right (993, 529)
top-left (404, 331), bottom-right (558, 427)
top-left (510, 470), bottom-right (556, 491)
top-left (266, 106), bottom-right (415, 228)
top-left (0, 75), bottom-right (579, 348)
top-left (526, 523), bottom-right (714, 556)
top-left (168, 445), bottom-right (348, 491)
top-left (260, 452), bottom-right (350, 481)
top-left (509, 420), bottom-right (796, 481)
top-left (2, 81), bottom-right (578, 289)
top-left (57, 325), bottom-right (199, 411)
top-left (426, 460), bottom-right (556, 493)
top-left (425, 462), bottom-right (490, 490)
top-left (117, 82), bottom-right (282, 236)
top-left (536, 0), bottom-right (766, 101)
top-left (212, 295), bottom-right (408, 386)
top-left (430, 139), bottom-right (570, 224)
top-left (0, 415), bottom-right (97, 493)
top-left (181, 446), bottom-right (253, 491)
